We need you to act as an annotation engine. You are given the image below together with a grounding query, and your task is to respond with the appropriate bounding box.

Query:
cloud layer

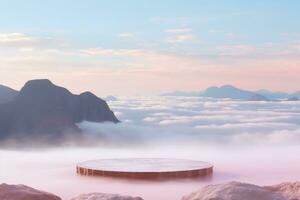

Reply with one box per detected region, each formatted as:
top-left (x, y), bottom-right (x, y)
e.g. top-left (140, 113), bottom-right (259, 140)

top-left (77, 96), bottom-right (300, 147)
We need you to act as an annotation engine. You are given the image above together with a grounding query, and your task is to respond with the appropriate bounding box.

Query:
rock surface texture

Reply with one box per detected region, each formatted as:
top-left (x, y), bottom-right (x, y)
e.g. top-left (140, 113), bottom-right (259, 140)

top-left (182, 182), bottom-right (287, 200)
top-left (70, 193), bottom-right (143, 200)
top-left (266, 182), bottom-right (300, 200)
top-left (0, 183), bottom-right (61, 200)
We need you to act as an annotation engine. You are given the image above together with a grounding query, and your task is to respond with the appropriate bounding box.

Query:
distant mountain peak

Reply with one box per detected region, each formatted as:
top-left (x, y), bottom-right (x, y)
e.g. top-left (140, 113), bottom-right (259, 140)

top-left (161, 85), bottom-right (300, 100)
top-left (80, 91), bottom-right (96, 97)
top-left (17, 79), bottom-right (72, 103)
top-left (25, 78), bottom-right (52, 84)
top-left (203, 85), bottom-right (254, 99)
top-left (21, 79), bottom-right (54, 90)
top-left (220, 85), bottom-right (237, 89)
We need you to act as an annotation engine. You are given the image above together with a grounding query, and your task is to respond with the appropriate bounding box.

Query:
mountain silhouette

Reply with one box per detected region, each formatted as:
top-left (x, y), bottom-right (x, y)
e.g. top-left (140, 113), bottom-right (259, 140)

top-left (0, 85), bottom-right (18, 104)
top-left (0, 79), bottom-right (119, 140)
top-left (202, 85), bottom-right (255, 99)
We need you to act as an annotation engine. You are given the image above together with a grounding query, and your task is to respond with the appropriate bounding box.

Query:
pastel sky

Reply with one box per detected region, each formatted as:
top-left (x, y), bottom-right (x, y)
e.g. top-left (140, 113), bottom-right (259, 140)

top-left (0, 0), bottom-right (300, 95)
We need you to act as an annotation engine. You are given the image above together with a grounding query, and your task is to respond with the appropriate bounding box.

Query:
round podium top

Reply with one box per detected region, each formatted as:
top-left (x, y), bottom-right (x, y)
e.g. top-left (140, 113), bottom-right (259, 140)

top-left (77, 158), bottom-right (213, 173)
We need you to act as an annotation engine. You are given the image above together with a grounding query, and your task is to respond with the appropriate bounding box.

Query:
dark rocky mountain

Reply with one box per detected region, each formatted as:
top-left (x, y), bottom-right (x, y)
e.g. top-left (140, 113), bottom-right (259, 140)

top-left (0, 85), bottom-right (18, 104)
top-left (247, 94), bottom-right (269, 101)
top-left (0, 79), bottom-right (119, 140)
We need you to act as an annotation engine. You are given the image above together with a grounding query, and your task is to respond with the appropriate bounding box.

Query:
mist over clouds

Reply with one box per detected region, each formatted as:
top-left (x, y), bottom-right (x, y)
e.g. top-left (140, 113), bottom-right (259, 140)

top-left (76, 96), bottom-right (300, 147)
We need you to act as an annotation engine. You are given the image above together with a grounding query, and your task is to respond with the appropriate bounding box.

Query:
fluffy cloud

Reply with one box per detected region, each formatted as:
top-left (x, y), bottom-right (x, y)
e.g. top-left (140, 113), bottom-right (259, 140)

top-left (166, 34), bottom-right (195, 43)
top-left (80, 48), bottom-right (145, 57)
top-left (0, 33), bottom-right (34, 44)
top-left (77, 96), bottom-right (300, 147)
top-left (0, 33), bottom-right (59, 49)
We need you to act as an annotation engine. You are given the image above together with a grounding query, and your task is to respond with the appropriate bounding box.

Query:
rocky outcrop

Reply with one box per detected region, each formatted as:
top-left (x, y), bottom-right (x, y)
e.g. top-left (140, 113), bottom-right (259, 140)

top-left (266, 182), bottom-right (300, 200)
top-left (182, 182), bottom-right (287, 200)
top-left (0, 183), bottom-right (61, 200)
top-left (0, 79), bottom-right (119, 140)
top-left (70, 193), bottom-right (143, 200)
top-left (1, 181), bottom-right (300, 200)
top-left (0, 85), bottom-right (18, 104)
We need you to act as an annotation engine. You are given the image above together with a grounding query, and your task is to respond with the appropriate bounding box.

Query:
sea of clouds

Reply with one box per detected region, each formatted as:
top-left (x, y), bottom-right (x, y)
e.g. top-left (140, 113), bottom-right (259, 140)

top-left (78, 96), bottom-right (300, 147)
top-left (2, 96), bottom-right (300, 200)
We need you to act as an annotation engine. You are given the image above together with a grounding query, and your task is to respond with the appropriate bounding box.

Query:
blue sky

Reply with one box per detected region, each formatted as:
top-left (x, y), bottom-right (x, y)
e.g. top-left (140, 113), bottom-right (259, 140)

top-left (1, 1), bottom-right (299, 41)
top-left (0, 0), bottom-right (300, 95)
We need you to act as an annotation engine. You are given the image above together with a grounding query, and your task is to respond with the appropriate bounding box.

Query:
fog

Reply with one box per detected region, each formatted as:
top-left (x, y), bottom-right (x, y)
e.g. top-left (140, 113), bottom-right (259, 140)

top-left (1, 96), bottom-right (300, 200)
top-left (1, 145), bottom-right (300, 200)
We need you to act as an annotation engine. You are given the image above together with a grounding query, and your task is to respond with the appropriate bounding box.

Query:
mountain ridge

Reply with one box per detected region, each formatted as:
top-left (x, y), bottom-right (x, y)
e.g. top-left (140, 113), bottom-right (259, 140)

top-left (0, 84), bottom-right (18, 104)
top-left (0, 79), bottom-right (119, 141)
top-left (162, 85), bottom-right (299, 100)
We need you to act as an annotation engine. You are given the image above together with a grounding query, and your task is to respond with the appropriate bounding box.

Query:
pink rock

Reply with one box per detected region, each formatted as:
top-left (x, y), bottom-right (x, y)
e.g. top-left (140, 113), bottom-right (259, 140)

top-left (266, 182), bottom-right (300, 200)
top-left (182, 182), bottom-right (287, 200)
top-left (70, 193), bottom-right (144, 200)
top-left (0, 183), bottom-right (61, 200)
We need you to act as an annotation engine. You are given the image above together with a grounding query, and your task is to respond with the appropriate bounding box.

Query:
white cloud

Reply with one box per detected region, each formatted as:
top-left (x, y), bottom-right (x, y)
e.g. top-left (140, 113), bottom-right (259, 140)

top-left (77, 96), bottom-right (300, 147)
top-left (80, 48), bottom-right (145, 56)
top-left (0, 33), bottom-right (34, 43)
top-left (143, 117), bottom-right (157, 122)
top-left (232, 129), bottom-right (300, 145)
top-left (166, 34), bottom-right (195, 43)
top-left (0, 33), bottom-right (56, 49)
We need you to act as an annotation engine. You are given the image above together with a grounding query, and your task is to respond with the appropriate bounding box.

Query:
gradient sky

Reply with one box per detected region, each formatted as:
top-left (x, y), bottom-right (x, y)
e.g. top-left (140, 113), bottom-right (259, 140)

top-left (0, 0), bottom-right (300, 95)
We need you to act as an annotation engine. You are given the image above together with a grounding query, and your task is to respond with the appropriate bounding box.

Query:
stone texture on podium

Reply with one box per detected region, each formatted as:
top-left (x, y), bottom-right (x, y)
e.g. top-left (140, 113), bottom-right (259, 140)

top-left (77, 158), bottom-right (213, 179)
